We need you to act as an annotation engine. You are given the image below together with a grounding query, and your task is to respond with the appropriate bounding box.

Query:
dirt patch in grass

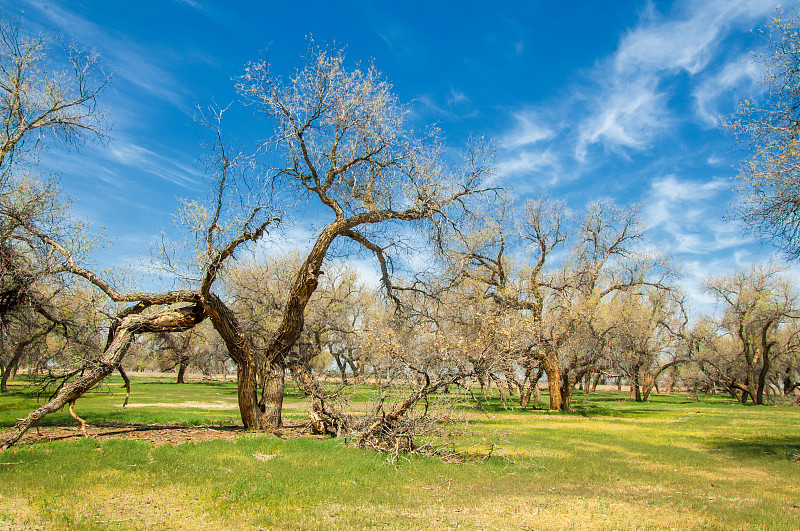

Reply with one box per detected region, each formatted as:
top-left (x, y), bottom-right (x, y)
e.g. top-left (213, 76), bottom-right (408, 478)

top-left (0, 495), bottom-right (45, 531)
top-left (120, 401), bottom-right (238, 410)
top-left (118, 400), bottom-right (307, 410)
top-left (11, 421), bottom-right (320, 447)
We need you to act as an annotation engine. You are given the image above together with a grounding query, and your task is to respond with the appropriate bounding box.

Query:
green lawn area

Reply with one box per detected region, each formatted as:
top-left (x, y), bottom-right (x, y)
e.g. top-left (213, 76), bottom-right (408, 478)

top-left (0, 376), bottom-right (798, 530)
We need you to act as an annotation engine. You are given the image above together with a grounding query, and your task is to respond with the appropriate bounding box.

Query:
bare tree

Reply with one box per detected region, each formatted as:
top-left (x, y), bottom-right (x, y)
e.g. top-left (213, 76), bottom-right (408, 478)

top-left (606, 287), bottom-right (689, 402)
top-left (453, 196), bottom-right (672, 411)
top-left (704, 263), bottom-right (799, 404)
top-left (0, 16), bottom-right (107, 172)
top-left (152, 325), bottom-right (215, 384)
top-left (234, 45), bottom-right (494, 430)
top-left (0, 16), bottom-right (109, 395)
top-left (2, 101), bottom-right (278, 447)
top-left (0, 14), bottom-right (107, 333)
top-left (727, 7), bottom-right (800, 259)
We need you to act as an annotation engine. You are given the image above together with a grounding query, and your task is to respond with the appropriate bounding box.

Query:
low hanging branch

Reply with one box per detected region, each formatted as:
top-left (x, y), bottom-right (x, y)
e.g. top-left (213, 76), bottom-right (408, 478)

top-left (1, 302), bottom-right (206, 449)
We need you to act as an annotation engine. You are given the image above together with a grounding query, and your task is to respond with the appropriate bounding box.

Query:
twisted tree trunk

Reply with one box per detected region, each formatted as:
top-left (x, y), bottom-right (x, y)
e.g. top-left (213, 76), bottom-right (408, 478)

top-left (200, 292), bottom-right (264, 430)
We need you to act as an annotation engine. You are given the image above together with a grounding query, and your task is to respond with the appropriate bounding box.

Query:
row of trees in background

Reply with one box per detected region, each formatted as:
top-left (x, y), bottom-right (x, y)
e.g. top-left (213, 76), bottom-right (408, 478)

top-left (6, 229), bottom-right (799, 411)
top-left (3, 7), bottom-right (800, 449)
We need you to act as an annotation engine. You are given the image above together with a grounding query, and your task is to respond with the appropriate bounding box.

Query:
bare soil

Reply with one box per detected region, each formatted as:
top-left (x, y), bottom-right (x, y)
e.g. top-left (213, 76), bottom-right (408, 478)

top-left (12, 421), bottom-right (319, 447)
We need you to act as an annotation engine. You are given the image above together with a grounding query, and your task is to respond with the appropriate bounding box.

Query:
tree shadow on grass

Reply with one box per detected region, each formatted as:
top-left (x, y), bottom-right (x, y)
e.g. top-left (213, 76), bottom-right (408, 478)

top-left (452, 392), bottom-right (684, 417)
top-left (571, 401), bottom-right (660, 418)
top-left (709, 435), bottom-right (800, 462)
top-left (454, 397), bottom-right (668, 418)
top-left (452, 397), bottom-right (544, 414)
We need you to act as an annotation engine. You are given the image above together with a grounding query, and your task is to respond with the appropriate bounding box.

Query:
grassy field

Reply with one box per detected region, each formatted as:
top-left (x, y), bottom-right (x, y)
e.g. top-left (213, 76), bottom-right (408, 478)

top-left (0, 375), bottom-right (798, 530)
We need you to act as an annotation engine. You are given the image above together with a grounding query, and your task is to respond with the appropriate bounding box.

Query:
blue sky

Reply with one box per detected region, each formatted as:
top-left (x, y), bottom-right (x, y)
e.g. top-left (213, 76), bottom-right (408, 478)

top-left (3, 0), bottom-right (788, 311)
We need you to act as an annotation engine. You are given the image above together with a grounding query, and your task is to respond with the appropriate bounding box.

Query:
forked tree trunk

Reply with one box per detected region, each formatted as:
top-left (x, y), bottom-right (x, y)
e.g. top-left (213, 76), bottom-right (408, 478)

top-left (744, 357), bottom-right (758, 404)
top-left (520, 368), bottom-right (543, 407)
top-left (559, 370), bottom-right (576, 411)
top-left (0, 346), bottom-right (23, 393)
top-left (490, 374), bottom-right (508, 406)
top-left (333, 352), bottom-right (349, 385)
top-left (346, 358), bottom-right (362, 383)
top-left (591, 372), bottom-right (601, 393)
top-left (630, 364), bottom-right (643, 402)
top-left (642, 374), bottom-right (655, 402)
top-left (641, 361), bottom-right (678, 402)
top-left (520, 385), bottom-right (531, 407)
top-left (756, 344), bottom-right (772, 406)
top-left (201, 293), bottom-right (265, 429)
top-left (257, 224), bottom-right (339, 418)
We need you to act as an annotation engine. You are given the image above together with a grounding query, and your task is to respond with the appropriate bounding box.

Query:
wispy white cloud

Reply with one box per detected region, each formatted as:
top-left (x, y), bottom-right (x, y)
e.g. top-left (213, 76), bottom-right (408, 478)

top-left (645, 175), bottom-right (749, 254)
top-left (447, 86), bottom-right (469, 106)
top-left (615, 0), bottom-right (775, 75)
top-left (615, 4), bottom-right (722, 75)
top-left (650, 174), bottom-right (727, 204)
top-left (104, 138), bottom-right (202, 189)
top-left (578, 0), bottom-right (776, 157)
top-left (693, 55), bottom-right (761, 125)
top-left (646, 174), bottom-right (725, 228)
top-left (172, 0), bottom-right (203, 9)
top-left (576, 79), bottom-right (668, 160)
top-left (496, 1), bottom-right (777, 184)
top-left (501, 112), bottom-right (554, 150)
top-left (17, 0), bottom-right (194, 113)
top-left (498, 149), bottom-right (560, 183)
top-left (413, 93), bottom-right (479, 122)
top-left (495, 109), bottom-right (566, 187)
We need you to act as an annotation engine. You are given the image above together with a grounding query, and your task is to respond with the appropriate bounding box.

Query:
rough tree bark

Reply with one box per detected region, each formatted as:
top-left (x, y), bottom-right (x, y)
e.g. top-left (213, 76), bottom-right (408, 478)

top-left (200, 292), bottom-right (265, 430)
top-left (262, 358), bottom-right (285, 428)
top-left (543, 351), bottom-right (563, 411)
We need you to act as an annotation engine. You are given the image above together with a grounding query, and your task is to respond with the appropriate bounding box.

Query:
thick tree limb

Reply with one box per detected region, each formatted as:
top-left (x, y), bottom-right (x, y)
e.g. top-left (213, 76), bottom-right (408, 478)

top-left (1, 303), bottom-right (205, 449)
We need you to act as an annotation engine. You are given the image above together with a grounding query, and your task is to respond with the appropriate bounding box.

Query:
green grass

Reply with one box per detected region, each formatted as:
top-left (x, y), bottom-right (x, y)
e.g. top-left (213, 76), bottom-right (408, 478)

top-left (0, 376), bottom-right (312, 426)
top-left (0, 376), bottom-right (798, 530)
